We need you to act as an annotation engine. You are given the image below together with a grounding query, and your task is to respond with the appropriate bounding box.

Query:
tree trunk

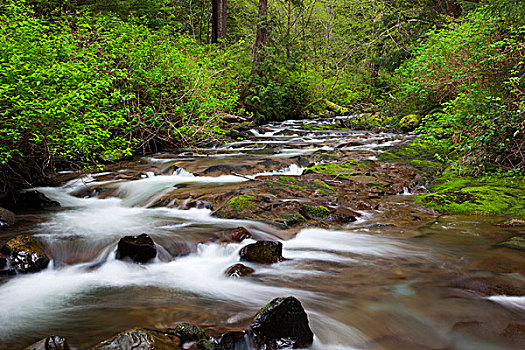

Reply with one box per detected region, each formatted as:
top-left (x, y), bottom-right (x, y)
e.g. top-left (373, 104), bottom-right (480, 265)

top-left (211, 0), bottom-right (227, 44)
top-left (252, 0), bottom-right (268, 74)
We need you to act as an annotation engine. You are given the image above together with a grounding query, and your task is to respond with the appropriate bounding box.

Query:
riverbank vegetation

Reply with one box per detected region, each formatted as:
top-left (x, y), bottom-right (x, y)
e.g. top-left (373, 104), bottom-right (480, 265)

top-left (1, 0), bottom-right (523, 204)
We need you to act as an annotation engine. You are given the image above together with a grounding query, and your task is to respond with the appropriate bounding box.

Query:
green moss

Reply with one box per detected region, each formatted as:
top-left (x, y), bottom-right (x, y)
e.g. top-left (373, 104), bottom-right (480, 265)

top-left (416, 171), bottom-right (525, 216)
top-left (226, 195), bottom-right (256, 211)
top-left (283, 211), bottom-right (307, 227)
top-left (304, 163), bottom-right (358, 177)
top-left (496, 236), bottom-right (525, 251)
top-left (378, 152), bottom-right (402, 161)
top-left (343, 160), bottom-right (373, 169)
top-left (303, 205), bottom-right (331, 218)
top-left (399, 114), bottom-right (421, 131)
top-left (410, 159), bottom-right (442, 169)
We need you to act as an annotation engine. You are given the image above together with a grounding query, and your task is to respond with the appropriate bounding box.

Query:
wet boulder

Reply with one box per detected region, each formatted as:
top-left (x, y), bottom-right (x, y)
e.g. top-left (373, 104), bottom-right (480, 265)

top-left (187, 200), bottom-right (213, 210)
top-left (218, 331), bottom-right (246, 349)
top-left (496, 236), bottom-right (525, 251)
top-left (219, 227), bottom-right (252, 244)
top-left (25, 336), bottom-right (70, 350)
top-left (247, 296), bottom-right (314, 349)
top-left (116, 234), bottom-right (157, 263)
top-left (225, 263), bottom-right (255, 278)
top-left (0, 207), bottom-right (15, 227)
top-left (15, 190), bottom-right (60, 209)
top-left (240, 241), bottom-right (283, 264)
top-left (1, 234), bottom-right (50, 273)
top-left (91, 328), bottom-right (180, 349)
top-left (169, 322), bottom-right (207, 344)
top-left (326, 207), bottom-right (359, 223)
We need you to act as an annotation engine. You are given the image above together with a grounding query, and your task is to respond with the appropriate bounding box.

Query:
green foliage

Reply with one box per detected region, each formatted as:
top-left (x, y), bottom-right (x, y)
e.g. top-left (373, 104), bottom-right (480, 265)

top-left (0, 0), bottom-right (242, 173)
top-left (396, 6), bottom-right (525, 170)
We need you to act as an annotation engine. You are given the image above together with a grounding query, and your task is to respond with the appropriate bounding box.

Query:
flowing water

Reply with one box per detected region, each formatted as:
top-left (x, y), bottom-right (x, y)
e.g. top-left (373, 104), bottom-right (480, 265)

top-left (1, 117), bottom-right (525, 349)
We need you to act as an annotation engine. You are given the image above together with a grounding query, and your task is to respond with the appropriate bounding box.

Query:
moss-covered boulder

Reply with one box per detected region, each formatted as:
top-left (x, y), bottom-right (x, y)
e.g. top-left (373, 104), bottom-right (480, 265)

top-left (1, 234), bottom-right (50, 274)
top-left (496, 236), bottom-right (525, 251)
top-left (213, 195), bottom-right (258, 219)
top-left (240, 241), bottom-right (283, 264)
top-left (302, 204), bottom-right (331, 218)
top-left (225, 263), bottom-right (255, 278)
top-left (25, 336), bottom-right (70, 350)
top-left (324, 99), bottom-right (350, 115)
top-left (248, 296), bottom-right (314, 349)
top-left (398, 114), bottom-right (421, 131)
top-left (91, 328), bottom-right (180, 350)
top-left (416, 171), bottom-right (525, 216)
top-left (170, 323), bottom-right (207, 344)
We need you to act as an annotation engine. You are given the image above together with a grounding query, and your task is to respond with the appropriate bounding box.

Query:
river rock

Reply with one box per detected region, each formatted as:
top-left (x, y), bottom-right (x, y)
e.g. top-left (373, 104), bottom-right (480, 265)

top-left (0, 207), bottom-right (15, 227)
top-left (219, 227), bottom-right (252, 244)
top-left (116, 234), bottom-right (157, 263)
top-left (225, 263), bottom-right (255, 277)
top-left (247, 296), bottom-right (314, 349)
top-left (1, 234), bottom-right (50, 273)
top-left (170, 322), bottom-right (207, 344)
top-left (240, 241), bottom-right (283, 264)
top-left (25, 336), bottom-right (70, 350)
top-left (496, 236), bottom-right (525, 251)
top-left (218, 331), bottom-right (246, 349)
top-left (16, 190), bottom-right (60, 209)
top-left (91, 328), bottom-right (180, 349)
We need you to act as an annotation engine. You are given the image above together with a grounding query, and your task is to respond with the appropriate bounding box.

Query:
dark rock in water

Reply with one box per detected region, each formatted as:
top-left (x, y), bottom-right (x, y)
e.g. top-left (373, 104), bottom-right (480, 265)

top-left (15, 190), bottom-right (60, 209)
top-left (170, 322), bottom-right (207, 343)
top-left (0, 207), bottom-right (15, 227)
top-left (25, 336), bottom-right (70, 350)
top-left (496, 236), bottom-right (525, 251)
top-left (188, 339), bottom-right (218, 349)
top-left (91, 328), bottom-right (180, 349)
top-left (240, 241), bottom-right (283, 264)
top-left (116, 234), bottom-right (157, 263)
top-left (248, 296), bottom-right (314, 349)
top-left (219, 227), bottom-right (252, 244)
top-left (188, 200), bottom-right (213, 210)
top-left (225, 263), bottom-right (255, 278)
top-left (218, 331), bottom-right (246, 350)
top-left (1, 234), bottom-right (50, 273)
top-left (0, 253), bottom-right (6, 269)
top-left (166, 242), bottom-right (193, 257)
top-left (202, 165), bottom-right (253, 176)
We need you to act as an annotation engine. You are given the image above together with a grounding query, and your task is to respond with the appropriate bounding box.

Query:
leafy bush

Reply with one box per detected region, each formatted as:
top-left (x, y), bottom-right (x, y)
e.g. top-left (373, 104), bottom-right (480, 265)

top-left (396, 6), bottom-right (525, 170)
top-left (0, 0), bottom-right (242, 191)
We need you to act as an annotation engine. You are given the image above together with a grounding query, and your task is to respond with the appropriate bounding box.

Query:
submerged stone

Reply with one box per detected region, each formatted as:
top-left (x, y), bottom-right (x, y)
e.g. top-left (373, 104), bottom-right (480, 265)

top-left (116, 234), bottom-right (157, 263)
top-left (248, 296), bottom-right (314, 349)
top-left (240, 241), bottom-right (283, 264)
top-left (219, 227), bottom-right (252, 244)
top-left (1, 234), bottom-right (50, 273)
top-left (496, 236), bottom-right (525, 251)
top-left (25, 336), bottom-right (70, 350)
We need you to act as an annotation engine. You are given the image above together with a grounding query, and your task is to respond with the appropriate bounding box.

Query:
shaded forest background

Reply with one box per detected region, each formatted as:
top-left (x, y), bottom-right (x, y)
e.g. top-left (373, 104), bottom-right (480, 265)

top-left (0, 0), bottom-right (523, 195)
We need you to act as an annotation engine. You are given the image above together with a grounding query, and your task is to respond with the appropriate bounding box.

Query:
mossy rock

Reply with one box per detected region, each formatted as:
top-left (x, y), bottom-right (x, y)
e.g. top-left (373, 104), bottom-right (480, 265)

top-left (378, 152), bottom-right (402, 161)
top-left (416, 171), bottom-right (525, 216)
top-left (399, 114), bottom-right (421, 131)
top-left (324, 100), bottom-right (350, 115)
top-left (282, 211), bottom-right (307, 227)
top-left (240, 241), bottom-right (283, 264)
top-left (91, 328), bottom-right (181, 350)
top-left (303, 205), bottom-right (330, 218)
top-left (303, 163), bottom-right (358, 177)
top-left (496, 236), bottom-right (525, 251)
top-left (213, 195), bottom-right (257, 219)
top-left (171, 323), bottom-right (207, 343)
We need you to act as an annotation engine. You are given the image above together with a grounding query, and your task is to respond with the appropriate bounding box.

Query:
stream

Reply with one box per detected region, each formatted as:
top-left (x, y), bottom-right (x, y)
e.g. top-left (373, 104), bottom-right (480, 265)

top-left (1, 117), bottom-right (525, 349)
